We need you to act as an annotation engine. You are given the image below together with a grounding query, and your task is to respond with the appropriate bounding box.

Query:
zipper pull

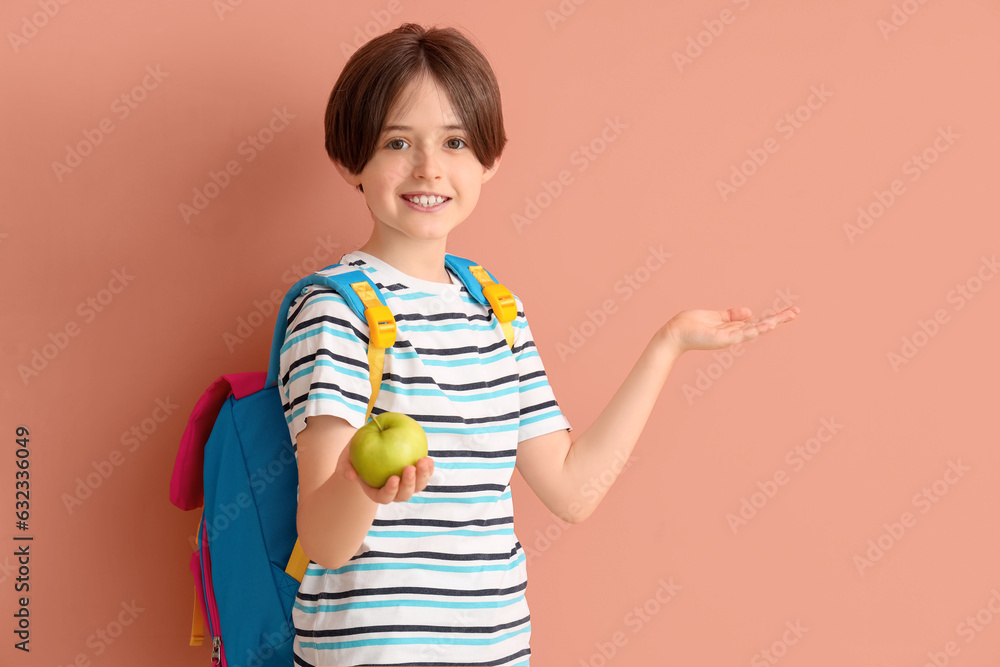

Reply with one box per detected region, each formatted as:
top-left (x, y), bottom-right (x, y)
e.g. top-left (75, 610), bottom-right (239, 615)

top-left (211, 636), bottom-right (221, 665)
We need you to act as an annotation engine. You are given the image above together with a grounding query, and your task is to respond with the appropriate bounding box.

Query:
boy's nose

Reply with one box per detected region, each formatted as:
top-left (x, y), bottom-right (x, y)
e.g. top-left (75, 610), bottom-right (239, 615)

top-left (412, 151), bottom-right (443, 180)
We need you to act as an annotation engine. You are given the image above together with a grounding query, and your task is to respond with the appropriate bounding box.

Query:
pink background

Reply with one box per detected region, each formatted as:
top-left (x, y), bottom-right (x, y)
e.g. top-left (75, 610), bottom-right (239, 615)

top-left (3, 1), bottom-right (999, 665)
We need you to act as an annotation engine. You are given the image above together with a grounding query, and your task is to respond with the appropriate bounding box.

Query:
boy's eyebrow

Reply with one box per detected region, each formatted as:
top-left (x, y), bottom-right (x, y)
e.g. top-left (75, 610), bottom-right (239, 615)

top-left (382, 124), bottom-right (465, 132)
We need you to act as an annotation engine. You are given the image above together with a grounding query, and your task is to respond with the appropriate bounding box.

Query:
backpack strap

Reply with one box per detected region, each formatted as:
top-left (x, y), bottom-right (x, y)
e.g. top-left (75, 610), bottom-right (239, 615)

top-left (265, 267), bottom-right (396, 393)
top-left (444, 254), bottom-right (518, 350)
top-left (268, 265), bottom-right (397, 583)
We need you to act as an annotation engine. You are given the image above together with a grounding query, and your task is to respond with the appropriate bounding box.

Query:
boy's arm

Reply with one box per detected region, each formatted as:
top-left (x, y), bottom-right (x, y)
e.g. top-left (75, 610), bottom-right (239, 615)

top-left (516, 305), bottom-right (798, 524)
top-left (296, 415), bottom-right (380, 570)
top-left (515, 329), bottom-right (680, 524)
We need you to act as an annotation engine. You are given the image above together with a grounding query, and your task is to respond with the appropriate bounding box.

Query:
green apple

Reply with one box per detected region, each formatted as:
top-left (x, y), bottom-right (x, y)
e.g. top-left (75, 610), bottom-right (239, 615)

top-left (349, 412), bottom-right (429, 488)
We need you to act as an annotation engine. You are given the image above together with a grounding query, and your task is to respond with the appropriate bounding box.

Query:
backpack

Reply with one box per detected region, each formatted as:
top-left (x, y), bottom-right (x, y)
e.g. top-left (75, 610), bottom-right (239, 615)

top-left (170, 254), bottom-right (518, 667)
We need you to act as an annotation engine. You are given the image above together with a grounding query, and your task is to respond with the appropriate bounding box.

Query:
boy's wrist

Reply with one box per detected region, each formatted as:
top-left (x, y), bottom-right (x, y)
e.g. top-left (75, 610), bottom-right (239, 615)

top-left (655, 323), bottom-right (685, 360)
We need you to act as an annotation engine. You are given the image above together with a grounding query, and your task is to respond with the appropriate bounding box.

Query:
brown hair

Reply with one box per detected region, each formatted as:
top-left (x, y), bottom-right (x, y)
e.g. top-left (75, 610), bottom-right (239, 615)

top-left (324, 23), bottom-right (506, 179)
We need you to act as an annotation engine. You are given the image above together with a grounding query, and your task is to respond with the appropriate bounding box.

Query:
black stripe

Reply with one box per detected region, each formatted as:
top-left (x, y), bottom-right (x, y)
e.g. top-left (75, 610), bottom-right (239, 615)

top-left (283, 349), bottom-right (370, 388)
top-left (394, 310), bottom-right (492, 324)
top-left (410, 339), bottom-right (509, 357)
top-left (284, 382), bottom-right (368, 412)
top-left (519, 400), bottom-right (561, 417)
top-left (348, 647), bottom-right (531, 667)
top-left (426, 450), bottom-right (516, 459)
top-left (352, 545), bottom-right (520, 562)
top-left (440, 412), bottom-right (519, 426)
top-left (512, 339), bottom-right (536, 355)
top-left (419, 483), bottom-right (509, 492)
top-left (371, 516), bottom-right (513, 527)
top-left (297, 580), bottom-right (527, 601)
top-left (285, 286), bottom-right (354, 329)
top-left (290, 313), bottom-right (369, 341)
top-left (383, 372), bottom-right (519, 390)
top-left (519, 369), bottom-right (548, 383)
top-left (297, 614), bottom-right (531, 638)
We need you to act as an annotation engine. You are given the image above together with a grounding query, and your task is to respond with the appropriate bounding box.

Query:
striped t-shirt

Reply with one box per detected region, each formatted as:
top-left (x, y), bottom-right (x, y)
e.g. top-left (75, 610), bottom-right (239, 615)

top-left (279, 251), bottom-right (572, 667)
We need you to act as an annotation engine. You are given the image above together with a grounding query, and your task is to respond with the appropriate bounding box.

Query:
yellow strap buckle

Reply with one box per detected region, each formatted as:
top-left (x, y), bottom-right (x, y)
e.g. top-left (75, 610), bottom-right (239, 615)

top-left (469, 266), bottom-right (516, 323)
top-left (351, 281), bottom-right (396, 348)
top-left (364, 304), bottom-right (396, 348)
top-left (482, 283), bottom-right (516, 323)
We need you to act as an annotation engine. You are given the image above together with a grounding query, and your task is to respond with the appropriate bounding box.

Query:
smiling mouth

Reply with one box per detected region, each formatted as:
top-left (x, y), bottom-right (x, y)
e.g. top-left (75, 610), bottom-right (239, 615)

top-left (402, 194), bottom-right (450, 208)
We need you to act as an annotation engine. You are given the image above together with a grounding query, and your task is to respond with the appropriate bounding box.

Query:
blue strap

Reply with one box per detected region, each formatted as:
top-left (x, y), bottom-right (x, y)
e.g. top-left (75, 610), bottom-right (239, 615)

top-left (444, 253), bottom-right (501, 308)
top-left (265, 265), bottom-right (387, 388)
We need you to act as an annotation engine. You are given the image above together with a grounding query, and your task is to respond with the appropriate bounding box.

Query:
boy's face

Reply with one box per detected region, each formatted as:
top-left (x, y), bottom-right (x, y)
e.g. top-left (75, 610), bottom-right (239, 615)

top-left (337, 74), bottom-right (499, 246)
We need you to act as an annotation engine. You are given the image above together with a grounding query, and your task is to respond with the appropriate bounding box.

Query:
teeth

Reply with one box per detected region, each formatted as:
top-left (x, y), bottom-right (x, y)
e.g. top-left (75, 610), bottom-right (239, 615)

top-left (407, 195), bottom-right (445, 207)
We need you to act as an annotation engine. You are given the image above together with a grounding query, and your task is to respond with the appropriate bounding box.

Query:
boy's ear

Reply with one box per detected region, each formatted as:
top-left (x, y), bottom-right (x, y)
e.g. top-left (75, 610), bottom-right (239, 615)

top-left (333, 160), bottom-right (363, 189)
top-left (481, 153), bottom-right (502, 184)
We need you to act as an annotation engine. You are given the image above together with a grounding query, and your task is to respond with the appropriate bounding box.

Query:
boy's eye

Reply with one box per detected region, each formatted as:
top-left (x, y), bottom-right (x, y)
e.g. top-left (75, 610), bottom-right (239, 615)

top-left (387, 139), bottom-right (408, 150)
top-left (446, 138), bottom-right (466, 150)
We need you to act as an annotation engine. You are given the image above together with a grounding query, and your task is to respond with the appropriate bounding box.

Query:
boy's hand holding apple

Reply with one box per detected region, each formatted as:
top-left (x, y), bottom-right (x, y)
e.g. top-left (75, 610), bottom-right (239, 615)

top-left (339, 412), bottom-right (434, 504)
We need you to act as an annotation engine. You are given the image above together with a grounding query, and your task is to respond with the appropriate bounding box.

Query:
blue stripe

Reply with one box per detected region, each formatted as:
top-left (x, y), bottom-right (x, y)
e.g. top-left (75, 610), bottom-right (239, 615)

top-left (381, 383), bottom-right (519, 402)
top-left (518, 409), bottom-right (564, 427)
top-left (422, 424), bottom-right (518, 435)
top-left (398, 321), bottom-right (502, 336)
top-left (298, 623), bottom-right (530, 650)
top-left (286, 393), bottom-right (366, 425)
top-left (430, 460), bottom-right (515, 470)
top-left (295, 293), bottom-right (349, 309)
top-left (389, 348), bottom-right (511, 367)
top-left (514, 349), bottom-right (540, 362)
top-left (518, 380), bottom-right (552, 394)
top-left (383, 290), bottom-right (478, 305)
top-left (312, 552), bottom-right (525, 576)
top-left (294, 594), bottom-right (526, 614)
top-left (281, 324), bottom-right (364, 357)
top-left (360, 527), bottom-right (514, 539)
top-left (406, 493), bottom-right (507, 504)
top-left (290, 358), bottom-right (368, 385)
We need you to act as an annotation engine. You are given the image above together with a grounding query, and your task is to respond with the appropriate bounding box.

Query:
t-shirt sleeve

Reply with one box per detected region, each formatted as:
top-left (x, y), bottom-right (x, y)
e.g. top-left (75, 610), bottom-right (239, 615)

top-left (511, 294), bottom-right (572, 443)
top-left (278, 285), bottom-right (372, 446)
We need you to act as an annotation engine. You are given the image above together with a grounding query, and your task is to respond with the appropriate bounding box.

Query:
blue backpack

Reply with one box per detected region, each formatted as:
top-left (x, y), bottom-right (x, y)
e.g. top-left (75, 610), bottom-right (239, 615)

top-left (170, 254), bottom-right (517, 667)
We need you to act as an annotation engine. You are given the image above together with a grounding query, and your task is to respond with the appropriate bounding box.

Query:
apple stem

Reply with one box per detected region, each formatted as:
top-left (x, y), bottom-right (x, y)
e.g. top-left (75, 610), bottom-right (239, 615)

top-left (371, 414), bottom-right (384, 433)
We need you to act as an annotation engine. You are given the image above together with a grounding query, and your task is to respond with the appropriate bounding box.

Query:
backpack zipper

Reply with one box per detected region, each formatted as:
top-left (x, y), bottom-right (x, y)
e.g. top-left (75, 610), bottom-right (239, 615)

top-left (198, 518), bottom-right (227, 666)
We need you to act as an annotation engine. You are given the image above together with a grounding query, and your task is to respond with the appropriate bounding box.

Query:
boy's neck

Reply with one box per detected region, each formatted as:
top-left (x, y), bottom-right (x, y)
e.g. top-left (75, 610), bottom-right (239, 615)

top-left (356, 237), bottom-right (453, 285)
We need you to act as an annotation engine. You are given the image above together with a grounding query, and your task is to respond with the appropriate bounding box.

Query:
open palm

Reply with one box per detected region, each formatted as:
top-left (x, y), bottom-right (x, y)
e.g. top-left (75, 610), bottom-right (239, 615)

top-left (663, 305), bottom-right (799, 354)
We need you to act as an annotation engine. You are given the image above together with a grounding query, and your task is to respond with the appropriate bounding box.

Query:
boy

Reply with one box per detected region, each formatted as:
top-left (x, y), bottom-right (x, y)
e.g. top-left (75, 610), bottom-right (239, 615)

top-left (282, 22), bottom-right (797, 667)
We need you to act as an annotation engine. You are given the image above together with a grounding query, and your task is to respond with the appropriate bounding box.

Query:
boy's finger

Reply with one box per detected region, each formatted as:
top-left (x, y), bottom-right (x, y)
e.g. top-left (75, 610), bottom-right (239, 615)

top-left (378, 476), bottom-right (400, 503)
